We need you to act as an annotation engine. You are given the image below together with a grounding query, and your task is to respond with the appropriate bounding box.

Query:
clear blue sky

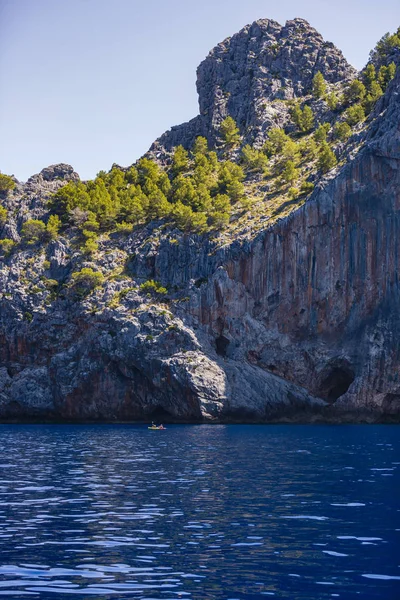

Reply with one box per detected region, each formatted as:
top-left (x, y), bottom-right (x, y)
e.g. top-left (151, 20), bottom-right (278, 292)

top-left (1, 0), bottom-right (399, 182)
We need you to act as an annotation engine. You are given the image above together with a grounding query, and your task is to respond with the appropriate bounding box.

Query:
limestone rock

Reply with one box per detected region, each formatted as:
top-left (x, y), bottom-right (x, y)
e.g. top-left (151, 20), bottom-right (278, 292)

top-left (150, 18), bottom-right (356, 157)
top-left (0, 20), bottom-right (399, 423)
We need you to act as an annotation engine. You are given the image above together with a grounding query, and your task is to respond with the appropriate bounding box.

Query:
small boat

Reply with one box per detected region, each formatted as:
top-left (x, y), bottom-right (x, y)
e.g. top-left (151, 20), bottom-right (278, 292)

top-left (148, 425), bottom-right (166, 430)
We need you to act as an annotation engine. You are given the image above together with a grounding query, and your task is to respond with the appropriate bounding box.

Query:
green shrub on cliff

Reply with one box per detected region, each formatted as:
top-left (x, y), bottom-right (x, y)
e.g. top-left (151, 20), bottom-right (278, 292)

top-left (0, 205), bottom-right (8, 225)
top-left (312, 71), bottom-right (327, 99)
top-left (291, 104), bottom-right (314, 132)
top-left (0, 174), bottom-right (15, 193)
top-left (281, 160), bottom-right (299, 184)
top-left (220, 117), bottom-right (241, 148)
top-left (313, 123), bottom-right (331, 143)
top-left (262, 128), bottom-right (291, 156)
top-left (300, 181), bottom-right (315, 195)
top-left (370, 28), bottom-right (400, 63)
top-left (333, 121), bottom-right (352, 141)
top-left (21, 219), bottom-right (47, 243)
top-left (344, 79), bottom-right (366, 104)
top-left (318, 142), bottom-right (337, 173)
top-left (241, 145), bottom-right (268, 172)
top-left (140, 279), bottom-right (168, 296)
top-left (209, 194), bottom-right (231, 228)
top-left (378, 62), bottom-right (396, 89)
top-left (71, 268), bottom-right (104, 295)
top-left (171, 145), bottom-right (190, 176)
top-left (326, 92), bottom-right (338, 111)
top-left (344, 104), bottom-right (365, 126)
top-left (0, 238), bottom-right (15, 256)
top-left (46, 214), bottom-right (61, 241)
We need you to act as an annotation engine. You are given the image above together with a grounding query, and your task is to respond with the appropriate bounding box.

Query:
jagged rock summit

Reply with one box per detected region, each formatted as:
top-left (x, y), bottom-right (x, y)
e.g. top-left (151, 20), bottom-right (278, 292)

top-left (151, 18), bottom-right (356, 156)
top-left (1, 19), bottom-right (400, 423)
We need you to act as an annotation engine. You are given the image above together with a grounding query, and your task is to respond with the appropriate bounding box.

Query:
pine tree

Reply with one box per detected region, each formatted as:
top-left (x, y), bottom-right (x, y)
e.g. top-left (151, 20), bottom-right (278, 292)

top-left (345, 79), bottom-right (366, 104)
top-left (302, 105), bottom-right (315, 131)
top-left (312, 71), bottom-right (327, 98)
top-left (314, 123), bottom-right (331, 143)
top-left (241, 145), bottom-right (268, 172)
top-left (0, 174), bottom-right (15, 193)
top-left (364, 63), bottom-right (377, 88)
top-left (146, 189), bottom-right (171, 220)
top-left (378, 62), bottom-right (396, 89)
top-left (193, 136), bottom-right (208, 155)
top-left (333, 122), bottom-right (352, 142)
top-left (46, 214), bottom-right (61, 240)
top-left (326, 92), bottom-right (338, 111)
top-left (364, 80), bottom-right (383, 113)
top-left (281, 161), bottom-right (299, 184)
top-left (220, 117), bottom-right (241, 147)
top-left (263, 128), bottom-right (290, 156)
top-left (171, 146), bottom-right (190, 177)
top-left (21, 219), bottom-right (47, 243)
top-left (318, 142), bottom-right (337, 173)
top-left (209, 194), bottom-right (231, 228)
top-left (291, 104), bottom-right (314, 132)
top-left (344, 104), bottom-right (365, 126)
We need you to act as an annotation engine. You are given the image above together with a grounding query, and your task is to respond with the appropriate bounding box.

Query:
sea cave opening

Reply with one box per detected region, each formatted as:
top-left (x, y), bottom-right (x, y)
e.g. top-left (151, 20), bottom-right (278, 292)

top-left (215, 335), bottom-right (230, 357)
top-left (318, 364), bottom-right (355, 403)
top-left (149, 406), bottom-right (174, 422)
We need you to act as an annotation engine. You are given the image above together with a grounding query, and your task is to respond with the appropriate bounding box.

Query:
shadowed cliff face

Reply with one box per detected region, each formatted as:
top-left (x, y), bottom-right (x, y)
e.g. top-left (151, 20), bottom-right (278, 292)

top-left (0, 21), bottom-right (399, 422)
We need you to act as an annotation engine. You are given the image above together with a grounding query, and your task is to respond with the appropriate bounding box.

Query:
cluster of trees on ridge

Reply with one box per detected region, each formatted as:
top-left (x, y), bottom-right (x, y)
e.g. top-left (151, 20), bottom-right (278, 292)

top-left (0, 53), bottom-right (398, 260)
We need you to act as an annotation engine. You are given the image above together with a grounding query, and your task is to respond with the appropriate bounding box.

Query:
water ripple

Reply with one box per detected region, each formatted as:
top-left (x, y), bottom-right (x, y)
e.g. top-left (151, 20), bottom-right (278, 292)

top-left (0, 424), bottom-right (398, 599)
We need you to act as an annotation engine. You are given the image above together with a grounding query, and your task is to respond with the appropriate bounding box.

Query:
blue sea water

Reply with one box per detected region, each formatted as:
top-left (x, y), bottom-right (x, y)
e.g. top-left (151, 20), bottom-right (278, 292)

top-left (0, 424), bottom-right (398, 600)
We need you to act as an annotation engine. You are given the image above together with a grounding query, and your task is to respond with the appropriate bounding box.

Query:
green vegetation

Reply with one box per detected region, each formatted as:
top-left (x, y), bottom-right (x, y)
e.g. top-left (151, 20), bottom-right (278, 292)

top-left (281, 161), bottom-right (299, 184)
top-left (13, 58), bottom-right (388, 261)
top-left (370, 27), bottom-right (400, 64)
top-left (0, 174), bottom-right (15, 193)
top-left (300, 181), bottom-right (315, 195)
top-left (140, 280), bottom-right (168, 296)
top-left (220, 117), bottom-right (241, 148)
top-left (291, 104), bottom-right (314, 132)
top-left (0, 205), bottom-right (7, 225)
top-left (21, 219), bottom-right (47, 243)
top-left (46, 132), bottom-right (250, 238)
top-left (0, 238), bottom-right (15, 256)
top-left (312, 71), bottom-right (327, 99)
top-left (241, 145), bottom-right (268, 172)
top-left (314, 123), bottom-right (331, 143)
top-left (333, 122), bottom-right (352, 142)
top-left (326, 92), bottom-right (338, 111)
top-left (344, 79), bottom-right (366, 104)
top-left (46, 214), bottom-right (61, 240)
top-left (71, 268), bottom-right (104, 295)
top-left (318, 142), bottom-right (338, 173)
top-left (378, 62), bottom-right (396, 89)
top-left (344, 104), bottom-right (365, 126)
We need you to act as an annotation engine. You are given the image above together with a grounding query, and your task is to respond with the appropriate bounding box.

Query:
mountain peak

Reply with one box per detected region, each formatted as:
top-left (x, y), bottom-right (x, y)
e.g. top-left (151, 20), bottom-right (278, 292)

top-left (150, 17), bottom-right (356, 158)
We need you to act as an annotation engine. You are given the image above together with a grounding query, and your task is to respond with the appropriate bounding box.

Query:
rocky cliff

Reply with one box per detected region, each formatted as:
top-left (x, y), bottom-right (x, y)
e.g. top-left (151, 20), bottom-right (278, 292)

top-left (150, 18), bottom-right (355, 157)
top-left (1, 19), bottom-right (399, 422)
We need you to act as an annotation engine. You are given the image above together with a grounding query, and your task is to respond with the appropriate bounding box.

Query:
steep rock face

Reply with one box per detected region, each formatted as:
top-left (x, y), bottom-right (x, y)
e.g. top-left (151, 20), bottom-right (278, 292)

top-left (138, 59), bottom-right (400, 420)
top-left (0, 22), bottom-right (399, 423)
top-left (150, 18), bottom-right (356, 156)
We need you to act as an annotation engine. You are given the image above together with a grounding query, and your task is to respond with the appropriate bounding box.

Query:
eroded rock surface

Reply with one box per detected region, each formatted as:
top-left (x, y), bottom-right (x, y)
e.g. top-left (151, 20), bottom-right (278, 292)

top-left (150, 18), bottom-right (356, 157)
top-left (0, 20), bottom-right (399, 422)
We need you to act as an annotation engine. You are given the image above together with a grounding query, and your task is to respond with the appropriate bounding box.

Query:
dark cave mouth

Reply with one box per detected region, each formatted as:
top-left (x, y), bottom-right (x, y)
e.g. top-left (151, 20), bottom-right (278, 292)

top-left (319, 365), bottom-right (355, 403)
top-left (216, 335), bottom-right (230, 357)
top-left (149, 406), bottom-right (174, 421)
